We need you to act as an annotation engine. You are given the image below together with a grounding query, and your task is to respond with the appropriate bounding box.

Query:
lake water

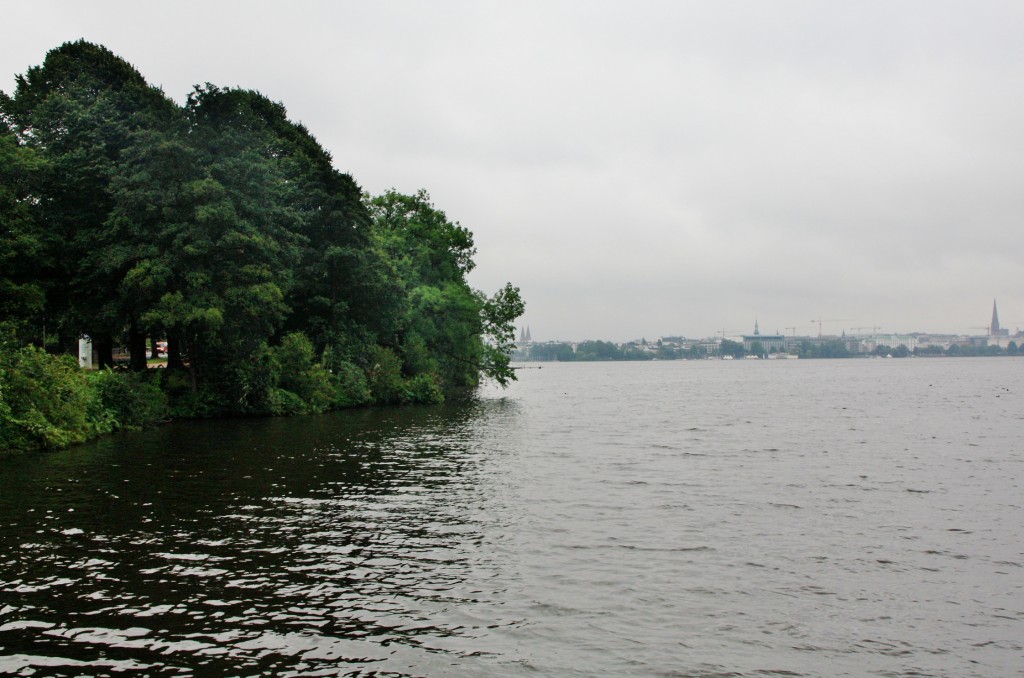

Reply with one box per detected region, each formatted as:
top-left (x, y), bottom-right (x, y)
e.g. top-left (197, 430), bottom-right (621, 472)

top-left (1, 358), bottom-right (1022, 676)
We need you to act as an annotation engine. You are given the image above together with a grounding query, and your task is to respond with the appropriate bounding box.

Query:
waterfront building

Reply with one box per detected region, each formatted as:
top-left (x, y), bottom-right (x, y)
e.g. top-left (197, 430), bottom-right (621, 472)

top-left (874, 334), bottom-right (919, 352)
top-left (741, 320), bottom-right (786, 353)
top-left (915, 334), bottom-right (962, 351)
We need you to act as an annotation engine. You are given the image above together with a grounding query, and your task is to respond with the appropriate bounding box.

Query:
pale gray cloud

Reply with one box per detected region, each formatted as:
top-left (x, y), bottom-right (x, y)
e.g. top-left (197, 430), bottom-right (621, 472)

top-left (4, 0), bottom-right (1022, 341)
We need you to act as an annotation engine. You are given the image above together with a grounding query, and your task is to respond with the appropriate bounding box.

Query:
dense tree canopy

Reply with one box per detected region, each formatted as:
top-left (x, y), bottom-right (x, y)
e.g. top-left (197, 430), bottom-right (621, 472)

top-left (0, 41), bottom-right (523, 444)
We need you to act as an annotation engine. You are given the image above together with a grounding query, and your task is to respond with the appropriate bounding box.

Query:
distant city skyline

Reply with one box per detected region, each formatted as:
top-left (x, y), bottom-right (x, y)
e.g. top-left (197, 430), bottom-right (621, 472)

top-left (518, 299), bottom-right (1020, 344)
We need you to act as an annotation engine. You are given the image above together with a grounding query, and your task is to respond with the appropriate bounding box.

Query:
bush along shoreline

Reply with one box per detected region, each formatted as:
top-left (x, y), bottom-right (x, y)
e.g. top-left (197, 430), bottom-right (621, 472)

top-left (0, 339), bottom-right (454, 455)
top-left (0, 41), bottom-right (524, 454)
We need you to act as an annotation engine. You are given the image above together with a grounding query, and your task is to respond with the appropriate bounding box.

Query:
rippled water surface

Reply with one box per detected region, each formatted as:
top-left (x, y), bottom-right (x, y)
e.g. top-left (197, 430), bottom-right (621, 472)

top-left (1, 358), bottom-right (1022, 676)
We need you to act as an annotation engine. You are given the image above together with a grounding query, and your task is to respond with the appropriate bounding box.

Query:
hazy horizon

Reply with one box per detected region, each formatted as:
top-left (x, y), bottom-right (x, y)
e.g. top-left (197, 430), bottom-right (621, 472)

top-left (3, 1), bottom-right (1021, 342)
top-left (514, 305), bottom-right (1013, 345)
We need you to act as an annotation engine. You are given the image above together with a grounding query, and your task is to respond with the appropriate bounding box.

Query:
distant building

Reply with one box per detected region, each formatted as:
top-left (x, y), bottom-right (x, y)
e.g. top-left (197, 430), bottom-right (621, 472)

top-left (991, 299), bottom-right (1009, 337)
top-left (874, 334), bottom-right (919, 352)
top-left (915, 334), bottom-right (963, 351)
top-left (741, 320), bottom-right (786, 353)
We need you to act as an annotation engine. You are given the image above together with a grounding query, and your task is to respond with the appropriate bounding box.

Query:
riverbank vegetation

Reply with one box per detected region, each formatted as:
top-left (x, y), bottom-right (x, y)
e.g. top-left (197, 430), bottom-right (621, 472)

top-left (0, 41), bottom-right (523, 453)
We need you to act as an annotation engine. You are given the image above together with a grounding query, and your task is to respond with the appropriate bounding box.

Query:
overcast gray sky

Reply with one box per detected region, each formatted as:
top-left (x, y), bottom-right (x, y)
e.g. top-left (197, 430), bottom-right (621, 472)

top-left (3, 1), bottom-right (1022, 341)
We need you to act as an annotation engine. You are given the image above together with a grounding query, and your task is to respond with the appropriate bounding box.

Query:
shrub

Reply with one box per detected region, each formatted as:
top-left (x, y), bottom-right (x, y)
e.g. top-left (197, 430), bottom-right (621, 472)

top-left (267, 387), bottom-right (307, 416)
top-left (365, 346), bottom-right (407, 405)
top-left (160, 367), bottom-right (193, 396)
top-left (221, 342), bottom-right (279, 415)
top-left (332, 360), bottom-right (371, 408)
top-left (406, 373), bottom-right (444, 405)
top-left (0, 346), bottom-right (104, 451)
top-left (167, 385), bottom-right (221, 419)
top-left (89, 369), bottom-right (169, 430)
top-left (273, 332), bottom-right (334, 413)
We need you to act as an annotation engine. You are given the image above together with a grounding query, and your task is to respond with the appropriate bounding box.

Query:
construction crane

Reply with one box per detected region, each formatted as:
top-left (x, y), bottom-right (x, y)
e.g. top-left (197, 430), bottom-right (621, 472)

top-left (851, 326), bottom-right (881, 336)
top-left (810, 317), bottom-right (853, 338)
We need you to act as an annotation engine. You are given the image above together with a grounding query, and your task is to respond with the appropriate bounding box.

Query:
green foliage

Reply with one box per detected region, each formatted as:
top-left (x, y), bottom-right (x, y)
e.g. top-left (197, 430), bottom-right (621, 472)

top-left (166, 384), bottom-right (221, 420)
top-left (272, 332), bottom-right (334, 414)
top-left (797, 340), bottom-right (850, 359)
top-left (527, 342), bottom-right (577, 361)
top-left (88, 369), bottom-right (169, 430)
top-left (267, 388), bottom-right (308, 416)
top-left (0, 346), bottom-right (101, 451)
top-left (575, 340), bottom-right (626, 361)
top-left (480, 283), bottom-right (526, 386)
top-left (365, 346), bottom-right (408, 405)
top-left (0, 346), bottom-right (167, 453)
top-left (219, 343), bottom-right (279, 415)
top-left (406, 373), bottom-right (445, 405)
top-left (1, 42), bottom-right (525, 450)
top-left (367, 189), bottom-right (523, 392)
top-left (944, 342), bottom-right (1007, 357)
top-left (331, 360), bottom-right (372, 408)
top-left (0, 124), bottom-right (46, 344)
top-left (1, 41), bottom-right (181, 366)
top-left (719, 339), bottom-right (746, 359)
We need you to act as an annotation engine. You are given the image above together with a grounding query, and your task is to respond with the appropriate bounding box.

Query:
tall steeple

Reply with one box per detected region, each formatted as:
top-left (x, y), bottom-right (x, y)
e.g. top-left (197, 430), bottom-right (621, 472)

top-left (991, 299), bottom-right (1001, 336)
top-left (753, 319), bottom-right (760, 336)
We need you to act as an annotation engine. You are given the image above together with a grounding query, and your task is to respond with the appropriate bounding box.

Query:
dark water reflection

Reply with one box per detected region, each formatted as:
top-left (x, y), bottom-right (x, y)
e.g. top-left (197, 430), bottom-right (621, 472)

top-left (0, 403), bottom-right (526, 676)
top-left (2, 359), bottom-right (1023, 676)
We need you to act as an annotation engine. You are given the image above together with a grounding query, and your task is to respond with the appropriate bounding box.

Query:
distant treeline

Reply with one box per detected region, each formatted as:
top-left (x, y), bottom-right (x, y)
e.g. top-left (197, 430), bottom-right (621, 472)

top-left (0, 41), bottom-right (523, 453)
top-left (518, 338), bottom-right (1019, 361)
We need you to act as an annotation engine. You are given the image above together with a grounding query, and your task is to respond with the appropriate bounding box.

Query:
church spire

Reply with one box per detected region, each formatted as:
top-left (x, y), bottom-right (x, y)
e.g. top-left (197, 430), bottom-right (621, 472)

top-left (991, 299), bottom-right (1001, 336)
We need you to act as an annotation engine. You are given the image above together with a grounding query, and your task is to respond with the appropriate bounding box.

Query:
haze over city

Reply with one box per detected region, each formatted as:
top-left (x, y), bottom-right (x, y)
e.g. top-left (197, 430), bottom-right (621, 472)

top-left (2, 1), bottom-right (1021, 342)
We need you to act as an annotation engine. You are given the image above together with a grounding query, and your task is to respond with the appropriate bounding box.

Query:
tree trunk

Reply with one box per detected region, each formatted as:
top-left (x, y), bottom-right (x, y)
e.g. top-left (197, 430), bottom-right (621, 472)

top-left (56, 332), bottom-right (74, 356)
top-left (129, 322), bottom-right (148, 372)
top-left (95, 334), bottom-right (115, 369)
top-left (167, 329), bottom-right (185, 370)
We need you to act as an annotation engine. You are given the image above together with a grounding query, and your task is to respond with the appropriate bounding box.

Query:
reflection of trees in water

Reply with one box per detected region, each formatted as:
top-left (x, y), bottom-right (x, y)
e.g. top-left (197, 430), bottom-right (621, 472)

top-left (0, 398), bottom-right (524, 674)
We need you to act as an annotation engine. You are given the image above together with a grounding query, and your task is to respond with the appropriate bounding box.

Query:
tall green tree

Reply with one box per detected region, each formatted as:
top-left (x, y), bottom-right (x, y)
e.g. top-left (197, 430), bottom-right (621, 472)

top-left (3, 42), bottom-right (525, 423)
top-left (367, 189), bottom-right (523, 391)
top-left (0, 123), bottom-right (46, 345)
top-left (0, 40), bottom-right (180, 365)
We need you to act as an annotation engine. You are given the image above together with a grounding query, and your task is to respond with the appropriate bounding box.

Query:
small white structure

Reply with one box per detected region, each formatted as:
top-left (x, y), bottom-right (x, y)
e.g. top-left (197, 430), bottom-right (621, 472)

top-left (78, 336), bottom-right (93, 369)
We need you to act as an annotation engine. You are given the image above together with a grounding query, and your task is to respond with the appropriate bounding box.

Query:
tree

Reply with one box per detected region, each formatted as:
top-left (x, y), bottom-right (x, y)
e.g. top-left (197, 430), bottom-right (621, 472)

top-left (3, 42), bottom-right (525, 424)
top-left (0, 40), bottom-right (181, 366)
top-left (479, 283), bottom-right (525, 386)
top-left (720, 339), bottom-right (745, 359)
top-left (0, 123), bottom-right (46, 345)
top-left (367, 189), bottom-right (522, 391)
